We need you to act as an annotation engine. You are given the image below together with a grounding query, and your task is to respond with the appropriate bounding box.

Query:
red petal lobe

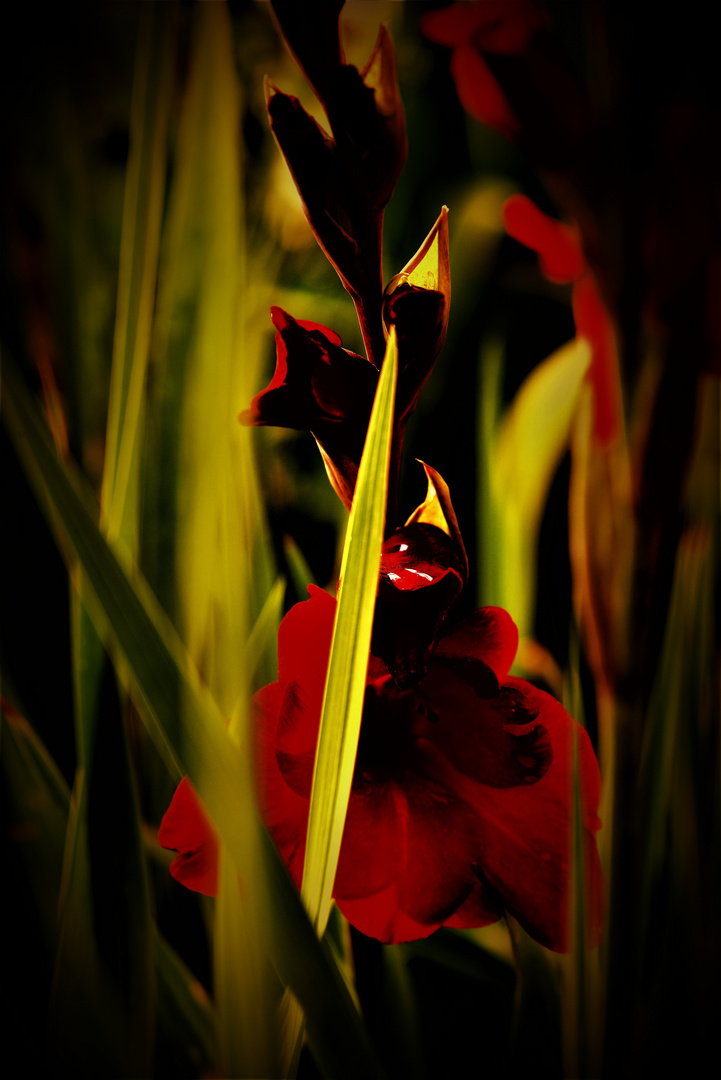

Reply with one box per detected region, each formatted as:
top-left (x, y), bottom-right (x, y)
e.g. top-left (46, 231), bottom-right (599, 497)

top-left (451, 47), bottom-right (519, 137)
top-left (158, 777), bottom-right (219, 897)
top-left (503, 195), bottom-right (584, 282)
top-left (435, 605), bottom-right (519, 679)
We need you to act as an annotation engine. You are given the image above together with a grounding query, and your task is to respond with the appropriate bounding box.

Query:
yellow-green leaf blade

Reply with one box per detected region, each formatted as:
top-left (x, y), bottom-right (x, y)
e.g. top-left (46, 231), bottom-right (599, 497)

top-left (490, 337), bottom-right (591, 641)
top-left (301, 327), bottom-right (399, 936)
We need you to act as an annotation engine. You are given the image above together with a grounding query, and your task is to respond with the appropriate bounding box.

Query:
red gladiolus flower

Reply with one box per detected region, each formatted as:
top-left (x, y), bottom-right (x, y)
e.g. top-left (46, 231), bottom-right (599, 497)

top-left (422, 1), bottom-right (547, 139)
top-left (503, 193), bottom-right (620, 445)
top-left (160, 586), bottom-right (603, 950)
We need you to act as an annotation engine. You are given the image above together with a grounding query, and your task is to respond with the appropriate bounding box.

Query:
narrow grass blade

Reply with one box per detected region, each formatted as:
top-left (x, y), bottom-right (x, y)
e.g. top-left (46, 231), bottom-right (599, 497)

top-left (639, 525), bottom-right (715, 915)
top-left (155, 929), bottom-right (215, 1076)
top-left (141, 3), bottom-right (274, 643)
top-left (217, 690), bottom-right (282, 1079)
top-left (50, 590), bottom-right (111, 1072)
top-left (380, 944), bottom-right (427, 1080)
top-left (284, 533), bottom-right (317, 595)
top-left (639, 376), bottom-right (719, 909)
top-left (53, 15), bottom-right (175, 1065)
top-left (70, 578), bottom-right (106, 769)
top-left (1, 703), bottom-right (128, 1074)
top-left (244, 577), bottom-right (285, 690)
top-left (2, 353), bottom-right (385, 1080)
top-left (559, 629), bottom-right (601, 1080)
top-left (55, 599), bottom-right (155, 1076)
top-left (1, 697), bottom-right (216, 1077)
top-left (1, 700), bottom-right (70, 944)
top-left (506, 918), bottom-right (563, 1078)
top-left (263, 828), bottom-right (386, 1080)
top-left (101, 2), bottom-right (175, 553)
top-left (476, 334), bottom-right (504, 609)
top-left (49, 769), bottom-right (140, 1076)
top-left (301, 328), bottom-right (399, 936)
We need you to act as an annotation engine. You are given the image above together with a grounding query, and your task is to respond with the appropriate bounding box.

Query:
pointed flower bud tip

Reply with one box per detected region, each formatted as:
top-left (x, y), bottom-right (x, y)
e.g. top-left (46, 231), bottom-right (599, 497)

top-left (406, 461), bottom-right (468, 582)
top-left (385, 206), bottom-right (450, 302)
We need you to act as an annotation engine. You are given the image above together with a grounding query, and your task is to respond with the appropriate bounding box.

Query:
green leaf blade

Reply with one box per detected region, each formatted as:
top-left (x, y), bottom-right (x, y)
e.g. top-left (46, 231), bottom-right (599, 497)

top-left (489, 337), bottom-right (591, 641)
top-left (301, 327), bottom-right (399, 936)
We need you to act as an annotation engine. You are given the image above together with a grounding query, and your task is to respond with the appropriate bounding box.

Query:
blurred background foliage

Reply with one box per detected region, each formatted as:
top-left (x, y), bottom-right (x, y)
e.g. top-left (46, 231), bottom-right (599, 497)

top-left (2, 2), bottom-right (718, 1078)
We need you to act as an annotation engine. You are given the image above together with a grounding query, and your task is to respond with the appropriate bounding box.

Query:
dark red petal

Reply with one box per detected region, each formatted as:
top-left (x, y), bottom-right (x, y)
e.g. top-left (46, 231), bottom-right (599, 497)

top-left (275, 682), bottom-right (318, 797)
top-left (333, 750), bottom-right (484, 942)
top-left (435, 605), bottom-right (518, 679)
top-left (158, 777), bottom-right (219, 897)
top-left (258, 590), bottom-right (335, 887)
top-left (503, 194), bottom-right (585, 283)
top-left (277, 584), bottom-right (336, 694)
top-left (332, 779), bottom-right (402, 901)
top-left (240, 308), bottom-right (330, 428)
top-left (443, 878), bottom-right (503, 930)
top-left (256, 665), bottom-right (483, 933)
top-left (295, 316), bottom-right (342, 346)
top-left (253, 681), bottom-right (310, 890)
top-left (572, 275), bottom-right (620, 446)
top-left (337, 890), bottom-right (440, 945)
top-left (241, 306), bottom-right (378, 509)
top-left (241, 307), bottom-right (367, 430)
top-left (274, 307), bottom-right (343, 349)
top-left (310, 339), bottom-right (378, 424)
top-left (420, 670), bottom-right (552, 787)
top-left (428, 678), bottom-right (603, 951)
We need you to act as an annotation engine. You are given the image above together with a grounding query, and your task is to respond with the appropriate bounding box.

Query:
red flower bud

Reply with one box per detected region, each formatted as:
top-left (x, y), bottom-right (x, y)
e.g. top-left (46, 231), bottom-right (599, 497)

top-left (240, 307), bottom-right (377, 509)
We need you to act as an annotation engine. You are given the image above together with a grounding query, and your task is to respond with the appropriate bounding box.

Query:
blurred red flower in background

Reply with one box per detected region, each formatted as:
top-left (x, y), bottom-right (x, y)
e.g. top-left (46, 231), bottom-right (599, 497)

top-left (160, 585), bottom-right (603, 949)
top-left (503, 193), bottom-right (620, 445)
top-left (421, 1), bottom-right (546, 138)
